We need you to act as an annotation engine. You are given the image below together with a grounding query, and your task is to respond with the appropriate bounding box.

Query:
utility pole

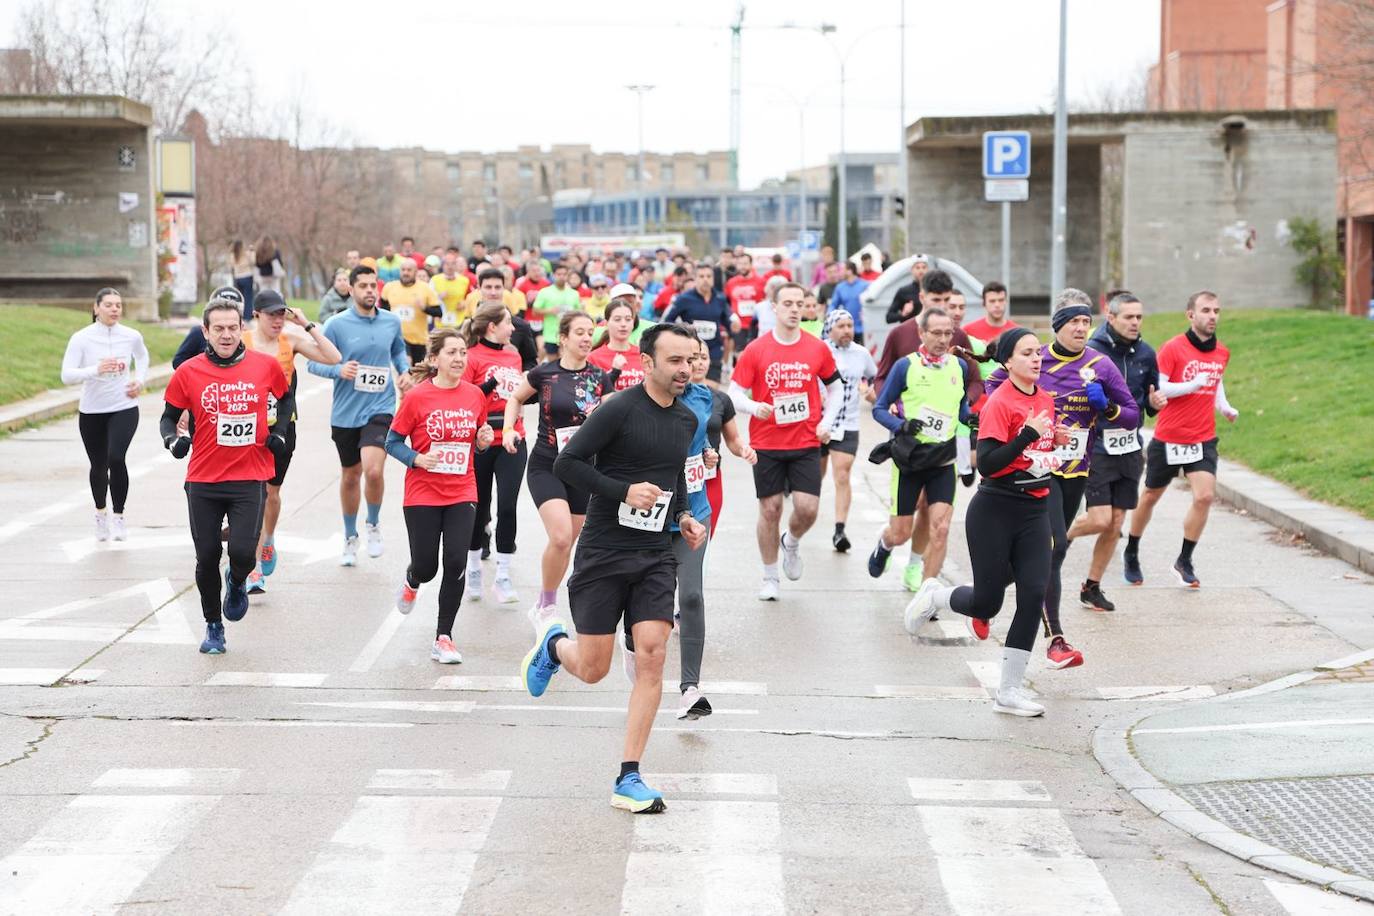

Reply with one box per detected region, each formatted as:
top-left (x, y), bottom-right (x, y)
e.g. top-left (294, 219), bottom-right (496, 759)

top-left (627, 84), bottom-right (655, 239)
top-left (898, 0), bottom-right (908, 257)
top-left (729, 4), bottom-right (744, 187)
top-left (1049, 0), bottom-right (1069, 303)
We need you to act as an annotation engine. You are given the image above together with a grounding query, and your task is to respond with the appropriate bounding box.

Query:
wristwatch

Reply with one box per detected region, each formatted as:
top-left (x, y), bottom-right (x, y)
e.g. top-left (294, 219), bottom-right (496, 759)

top-left (304, 322), bottom-right (317, 333)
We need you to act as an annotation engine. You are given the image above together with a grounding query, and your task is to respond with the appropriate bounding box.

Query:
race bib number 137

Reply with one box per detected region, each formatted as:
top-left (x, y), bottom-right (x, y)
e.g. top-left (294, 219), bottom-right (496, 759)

top-left (618, 491), bottom-right (673, 531)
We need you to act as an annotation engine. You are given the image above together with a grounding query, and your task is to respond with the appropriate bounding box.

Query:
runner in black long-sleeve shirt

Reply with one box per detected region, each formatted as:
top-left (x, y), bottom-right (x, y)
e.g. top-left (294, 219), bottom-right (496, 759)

top-left (520, 323), bottom-right (708, 815)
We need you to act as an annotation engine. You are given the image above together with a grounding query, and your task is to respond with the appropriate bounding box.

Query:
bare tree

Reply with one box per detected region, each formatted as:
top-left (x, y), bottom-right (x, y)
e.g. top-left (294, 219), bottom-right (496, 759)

top-left (1070, 61), bottom-right (1152, 114)
top-left (6, 0), bottom-right (241, 132)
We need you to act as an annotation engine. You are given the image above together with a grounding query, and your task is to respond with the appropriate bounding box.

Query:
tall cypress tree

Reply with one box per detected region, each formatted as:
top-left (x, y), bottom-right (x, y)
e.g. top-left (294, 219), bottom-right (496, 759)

top-left (822, 166), bottom-right (839, 253)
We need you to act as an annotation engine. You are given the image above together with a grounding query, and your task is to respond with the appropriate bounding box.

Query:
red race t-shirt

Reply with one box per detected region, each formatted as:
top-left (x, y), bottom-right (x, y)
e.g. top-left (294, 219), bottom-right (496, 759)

top-left (731, 331), bottom-right (837, 451)
top-left (977, 380), bottom-right (1057, 499)
top-left (514, 276), bottom-right (550, 320)
top-left (164, 351), bottom-right (289, 484)
top-left (461, 340), bottom-right (525, 445)
top-left (391, 379), bottom-right (487, 506)
top-left (962, 317), bottom-right (1020, 345)
top-left (726, 274), bottom-right (766, 329)
top-left (588, 344), bottom-right (646, 391)
top-left (1154, 333), bottom-right (1231, 445)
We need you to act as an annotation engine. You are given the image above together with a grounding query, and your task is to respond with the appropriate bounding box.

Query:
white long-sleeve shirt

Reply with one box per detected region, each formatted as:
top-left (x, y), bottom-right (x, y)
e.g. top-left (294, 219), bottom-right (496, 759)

top-left (61, 321), bottom-right (150, 414)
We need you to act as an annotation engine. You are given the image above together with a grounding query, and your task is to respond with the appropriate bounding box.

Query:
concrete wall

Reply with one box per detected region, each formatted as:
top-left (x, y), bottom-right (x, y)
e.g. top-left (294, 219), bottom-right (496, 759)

top-left (906, 144), bottom-right (1102, 307)
top-left (0, 119), bottom-right (157, 318)
top-left (1121, 120), bottom-right (1338, 309)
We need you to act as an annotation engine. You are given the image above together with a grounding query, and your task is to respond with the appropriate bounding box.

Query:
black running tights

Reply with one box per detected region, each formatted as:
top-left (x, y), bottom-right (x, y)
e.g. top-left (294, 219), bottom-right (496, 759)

top-left (185, 481), bottom-right (264, 623)
top-left (1042, 475), bottom-right (1087, 638)
top-left (79, 407), bottom-right (139, 513)
top-left (469, 440), bottom-right (526, 555)
top-left (947, 487), bottom-right (1051, 652)
top-left (404, 502), bottom-right (477, 638)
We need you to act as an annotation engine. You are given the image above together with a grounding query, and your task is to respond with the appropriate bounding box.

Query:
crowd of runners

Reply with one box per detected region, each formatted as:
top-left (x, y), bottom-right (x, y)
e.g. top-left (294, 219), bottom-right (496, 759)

top-left (62, 241), bottom-right (1239, 813)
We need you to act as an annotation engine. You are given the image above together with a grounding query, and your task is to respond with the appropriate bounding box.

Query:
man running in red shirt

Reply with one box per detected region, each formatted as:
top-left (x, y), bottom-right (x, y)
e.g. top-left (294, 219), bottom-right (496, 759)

top-left (963, 280), bottom-right (1018, 347)
top-left (729, 282), bottom-right (844, 600)
top-left (1123, 290), bottom-right (1238, 588)
top-left (160, 294), bottom-right (290, 655)
top-left (725, 253), bottom-right (766, 353)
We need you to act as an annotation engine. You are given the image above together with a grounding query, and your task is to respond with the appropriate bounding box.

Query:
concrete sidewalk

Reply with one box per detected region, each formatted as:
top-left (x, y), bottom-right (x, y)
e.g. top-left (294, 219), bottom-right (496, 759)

top-left (1096, 649), bottom-right (1374, 902)
top-left (0, 363), bottom-right (175, 433)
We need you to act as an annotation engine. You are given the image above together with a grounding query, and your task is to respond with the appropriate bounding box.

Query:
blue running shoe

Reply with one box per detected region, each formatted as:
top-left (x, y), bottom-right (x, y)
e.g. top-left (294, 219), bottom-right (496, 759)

top-left (246, 570), bottom-right (266, 594)
top-left (867, 539), bottom-right (892, 578)
top-left (612, 772), bottom-right (666, 814)
top-left (521, 620), bottom-right (565, 697)
top-left (1123, 552), bottom-right (1144, 586)
top-left (259, 542), bottom-right (277, 577)
top-left (223, 568), bottom-right (249, 622)
top-left (200, 622), bottom-right (226, 654)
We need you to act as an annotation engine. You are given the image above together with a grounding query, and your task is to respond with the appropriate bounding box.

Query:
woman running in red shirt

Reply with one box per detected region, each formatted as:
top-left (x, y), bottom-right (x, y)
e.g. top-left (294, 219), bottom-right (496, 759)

top-left (588, 297), bottom-right (646, 391)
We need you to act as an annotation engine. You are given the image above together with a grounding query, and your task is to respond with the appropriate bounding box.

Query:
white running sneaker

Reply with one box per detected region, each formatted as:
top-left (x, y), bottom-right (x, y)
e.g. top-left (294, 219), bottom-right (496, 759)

top-left (431, 635), bottom-right (463, 664)
top-left (527, 602), bottom-right (556, 635)
top-left (110, 515), bottom-right (127, 541)
top-left (94, 511), bottom-right (109, 542)
top-left (903, 578), bottom-right (942, 635)
top-left (780, 535), bottom-right (803, 581)
top-left (466, 568), bottom-right (483, 601)
top-left (677, 686), bottom-right (713, 720)
top-left (993, 688), bottom-right (1045, 717)
top-left (340, 534), bottom-right (359, 567)
top-left (757, 578), bottom-right (780, 601)
top-left (395, 580), bottom-right (419, 615)
top-left (621, 631), bottom-right (637, 685)
top-left (365, 523), bottom-right (384, 558)
top-left (493, 575), bottom-right (518, 605)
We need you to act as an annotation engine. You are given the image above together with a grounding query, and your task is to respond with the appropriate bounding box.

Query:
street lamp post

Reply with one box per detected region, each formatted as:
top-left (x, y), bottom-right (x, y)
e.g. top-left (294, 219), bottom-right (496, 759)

top-left (1049, 0), bottom-right (1069, 302)
top-left (627, 84), bottom-right (655, 240)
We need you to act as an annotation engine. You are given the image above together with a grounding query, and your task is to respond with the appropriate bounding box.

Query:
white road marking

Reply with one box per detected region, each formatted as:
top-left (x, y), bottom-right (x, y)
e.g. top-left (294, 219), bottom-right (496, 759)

top-left (918, 805), bottom-right (1122, 915)
top-left (622, 800), bottom-right (785, 915)
top-left (204, 671), bottom-right (328, 688)
top-left (348, 609), bottom-right (410, 672)
top-left (280, 796), bottom-right (502, 915)
top-left (934, 620), bottom-right (973, 640)
top-left (966, 660), bottom-right (1001, 690)
top-left (1134, 717), bottom-right (1374, 736)
top-left (908, 778), bottom-right (1051, 803)
top-left (93, 768), bottom-right (240, 789)
top-left (648, 773), bottom-right (778, 796)
top-left (0, 451), bottom-right (174, 545)
top-left (1266, 879), bottom-right (1374, 914)
top-left (0, 668), bottom-right (103, 685)
top-left (366, 769), bottom-right (512, 792)
top-left (432, 675), bottom-right (523, 691)
top-left (0, 794), bottom-right (220, 912)
top-left (873, 685), bottom-right (990, 700)
top-left (168, 720), bottom-right (413, 729)
top-left (0, 577), bottom-right (197, 647)
top-left (60, 532), bottom-right (185, 563)
top-left (665, 679), bottom-right (768, 696)
top-left (1096, 685), bottom-right (1216, 701)
top-left (300, 700), bottom-right (477, 714)
top-left (478, 704), bottom-right (759, 716)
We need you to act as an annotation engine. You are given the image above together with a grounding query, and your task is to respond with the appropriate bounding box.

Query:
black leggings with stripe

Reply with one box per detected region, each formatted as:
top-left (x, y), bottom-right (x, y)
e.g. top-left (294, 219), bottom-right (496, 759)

top-left (404, 502), bottom-right (477, 639)
top-left (78, 407), bottom-right (139, 513)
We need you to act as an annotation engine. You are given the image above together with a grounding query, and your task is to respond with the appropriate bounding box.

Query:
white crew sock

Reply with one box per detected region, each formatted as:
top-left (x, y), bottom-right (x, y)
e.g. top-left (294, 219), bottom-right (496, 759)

top-left (762, 562), bottom-right (780, 581)
top-left (467, 549), bottom-right (482, 573)
top-left (495, 551), bottom-right (513, 577)
top-left (782, 531), bottom-right (799, 551)
top-left (999, 647), bottom-right (1032, 695)
top-left (932, 586), bottom-right (956, 612)
top-left (956, 436), bottom-right (972, 475)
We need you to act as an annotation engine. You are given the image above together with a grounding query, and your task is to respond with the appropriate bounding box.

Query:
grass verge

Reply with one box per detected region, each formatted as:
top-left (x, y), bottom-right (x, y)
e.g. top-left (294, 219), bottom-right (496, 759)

top-left (1141, 308), bottom-right (1374, 518)
top-left (0, 305), bottom-right (187, 405)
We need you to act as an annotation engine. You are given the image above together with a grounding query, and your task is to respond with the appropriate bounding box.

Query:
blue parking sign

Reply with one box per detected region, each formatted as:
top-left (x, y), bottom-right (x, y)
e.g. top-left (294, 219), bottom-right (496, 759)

top-left (983, 131), bottom-right (1031, 179)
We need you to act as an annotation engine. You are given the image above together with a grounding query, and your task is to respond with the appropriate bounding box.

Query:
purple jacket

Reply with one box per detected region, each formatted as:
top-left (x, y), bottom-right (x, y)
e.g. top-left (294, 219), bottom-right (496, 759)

top-left (985, 341), bottom-right (1139, 478)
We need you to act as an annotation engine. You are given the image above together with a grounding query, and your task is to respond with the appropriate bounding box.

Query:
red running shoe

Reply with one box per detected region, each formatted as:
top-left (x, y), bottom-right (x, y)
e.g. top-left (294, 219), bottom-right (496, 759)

top-left (1046, 636), bottom-right (1084, 669)
top-left (966, 616), bottom-right (990, 641)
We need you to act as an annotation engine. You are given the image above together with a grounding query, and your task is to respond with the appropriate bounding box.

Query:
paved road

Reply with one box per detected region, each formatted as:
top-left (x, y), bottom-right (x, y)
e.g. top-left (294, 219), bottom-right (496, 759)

top-left (2, 371), bottom-right (1372, 915)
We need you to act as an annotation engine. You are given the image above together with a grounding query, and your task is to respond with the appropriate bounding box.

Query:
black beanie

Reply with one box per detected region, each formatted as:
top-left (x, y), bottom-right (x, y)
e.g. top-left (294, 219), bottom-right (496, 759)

top-left (993, 327), bottom-right (1038, 366)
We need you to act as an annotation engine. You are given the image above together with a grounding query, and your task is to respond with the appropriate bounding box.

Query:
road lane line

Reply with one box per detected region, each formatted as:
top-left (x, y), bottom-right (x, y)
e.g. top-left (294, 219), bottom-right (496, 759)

top-left (908, 778), bottom-right (1051, 803)
top-left (0, 668), bottom-right (104, 685)
top-left (204, 672), bottom-right (328, 687)
top-left (477, 704), bottom-right (759, 716)
top-left (1265, 879), bottom-right (1374, 914)
top-left (622, 800), bottom-right (785, 915)
top-left (348, 609), bottom-right (410, 673)
top-left (432, 675), bottom-right (523, 691)
top-left (918, 804), bottom-right (1122, 914)
top-left (648, 774), bottom-right (778, 796)
top-left (300, 700), bottom-right (477, 714)
top-left (279, 796), bottom-right (502, 915)
top-left (366, 769), bottom-right (512, 792)
top-left (965, 661), bottom-right (1001, 690)
top-left (0, 794), bottom-right (220, 912)
top-left (873, 685), bottom-right (990, 700)
top-left (1134, 717), bottom-right (1374, 736)
top-left (1096, 685), bottom-right (1216, 701)
top-left (93, 768), bottom-right (241, 789)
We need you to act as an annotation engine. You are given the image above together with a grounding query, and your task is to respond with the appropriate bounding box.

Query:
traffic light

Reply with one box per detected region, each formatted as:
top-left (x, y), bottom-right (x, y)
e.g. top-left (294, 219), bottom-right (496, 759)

top-left (893, 195), bottom-right (906, 219)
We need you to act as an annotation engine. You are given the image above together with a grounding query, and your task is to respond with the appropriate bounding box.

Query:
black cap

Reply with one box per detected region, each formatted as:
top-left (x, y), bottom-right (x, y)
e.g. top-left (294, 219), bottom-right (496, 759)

top-left (210, 285), bottom-right (244, 305)
top-left (254, 290), bottom-right (288, 314)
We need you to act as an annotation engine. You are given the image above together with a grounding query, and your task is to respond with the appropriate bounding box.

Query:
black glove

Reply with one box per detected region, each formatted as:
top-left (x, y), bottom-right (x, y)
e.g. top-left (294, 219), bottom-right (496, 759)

top-left (967, 413), bottom-right (979, 433)
top-left (266, 432), bottom-right (289, 458)
top-left (903, 417), bottom-right (925, 435)
top-left (164, 435), bottom-right (191, 459)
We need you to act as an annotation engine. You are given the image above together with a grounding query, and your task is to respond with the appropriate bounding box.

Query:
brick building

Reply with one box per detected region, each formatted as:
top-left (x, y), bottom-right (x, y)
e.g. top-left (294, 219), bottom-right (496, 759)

top-left (1147, 0), bottom-right (1374, 314)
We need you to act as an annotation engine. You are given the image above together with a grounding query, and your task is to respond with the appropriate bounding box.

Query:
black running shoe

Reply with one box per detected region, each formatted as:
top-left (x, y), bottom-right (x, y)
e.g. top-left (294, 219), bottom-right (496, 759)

top-left (867, 540), bottom-right (892, 578)
top-left (1122, 552), bottom-right (1143, 586)
top-left (1080, 582), bottom-right (1116, 612)
top-left (1173, 558), bottom-right (1200, 588)
top-left (960, 471), bottom-right (976, 488)
top-left (832, 528), bottom-right (851, 552)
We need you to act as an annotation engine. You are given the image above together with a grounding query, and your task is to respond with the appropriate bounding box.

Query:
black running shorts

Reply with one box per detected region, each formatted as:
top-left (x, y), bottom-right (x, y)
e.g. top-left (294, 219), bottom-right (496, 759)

top-left (330, 413), bottom-right (393, 468)
top-left (567, 543), bottom-right (677, 635)
top-left (1144, 437), bottom-right (1219, 490)
top-left (752, 448), bottom-right (823, 499)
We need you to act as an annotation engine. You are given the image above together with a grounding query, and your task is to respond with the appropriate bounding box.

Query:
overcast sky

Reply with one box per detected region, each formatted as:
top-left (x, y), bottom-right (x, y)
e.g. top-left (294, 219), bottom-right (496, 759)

top-left (4, 0), bottom-right (1160, 188)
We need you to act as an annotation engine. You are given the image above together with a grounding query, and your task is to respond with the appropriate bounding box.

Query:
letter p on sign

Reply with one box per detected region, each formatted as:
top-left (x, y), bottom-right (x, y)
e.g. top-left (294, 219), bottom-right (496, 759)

top-left (982, 131), bottom-right (1031, 179)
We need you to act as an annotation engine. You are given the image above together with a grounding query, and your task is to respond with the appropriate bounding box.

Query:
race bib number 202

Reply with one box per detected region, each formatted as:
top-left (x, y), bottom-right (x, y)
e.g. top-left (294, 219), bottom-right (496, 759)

top-left (217, 413), bottom-right (256, 447)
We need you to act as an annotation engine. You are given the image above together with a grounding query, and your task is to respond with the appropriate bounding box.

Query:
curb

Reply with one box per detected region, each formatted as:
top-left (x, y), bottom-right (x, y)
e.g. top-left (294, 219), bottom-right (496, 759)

top-left (0, 363), bottom-right (174, 433)
top-left (1093, 647), bottom-right (1374, 902)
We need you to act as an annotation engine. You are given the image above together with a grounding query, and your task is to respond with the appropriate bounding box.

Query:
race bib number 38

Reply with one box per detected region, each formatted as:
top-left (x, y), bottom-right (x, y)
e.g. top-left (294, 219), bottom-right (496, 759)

top-left (217, 413), bottom-right (256, 447)
top-left (354, 365), bottom-right (390, 393)
top-left (773, 392), bottom-right (809, 425)
top-left (429, 442), bottom-right (472, 475)
top-left (914, 405), bottom-right (952, 440)
top-left (618, 491), bottom-right (673, 531)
